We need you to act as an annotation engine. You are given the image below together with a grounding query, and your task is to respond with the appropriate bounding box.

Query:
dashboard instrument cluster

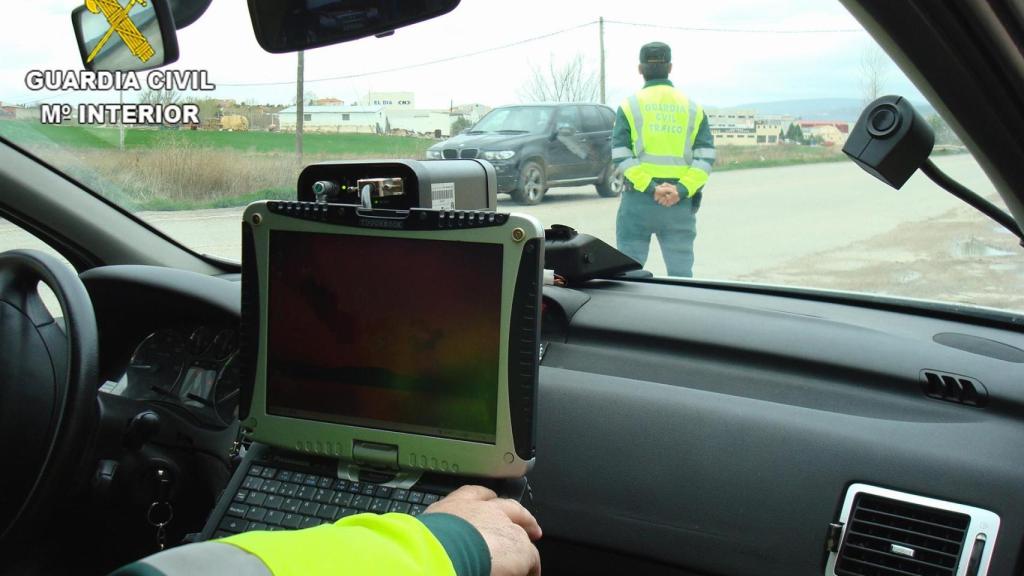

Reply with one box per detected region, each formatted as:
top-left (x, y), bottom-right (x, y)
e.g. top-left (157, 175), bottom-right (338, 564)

top-left (100, 326), bottom-right (242, 428)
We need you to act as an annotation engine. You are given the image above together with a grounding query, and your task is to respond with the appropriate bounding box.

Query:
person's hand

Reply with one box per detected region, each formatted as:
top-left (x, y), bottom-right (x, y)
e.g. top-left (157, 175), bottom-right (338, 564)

top-left (425, 485), bottom-right (542, 576)
top-left (653, 182), bottom-right (681, 207)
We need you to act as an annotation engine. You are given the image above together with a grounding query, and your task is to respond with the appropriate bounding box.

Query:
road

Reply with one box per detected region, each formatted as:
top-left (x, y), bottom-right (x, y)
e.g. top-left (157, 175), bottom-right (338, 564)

top-left (5, 154), bottom-right (1021, 310)
top-left (133, 154), bottom-right (992, 278)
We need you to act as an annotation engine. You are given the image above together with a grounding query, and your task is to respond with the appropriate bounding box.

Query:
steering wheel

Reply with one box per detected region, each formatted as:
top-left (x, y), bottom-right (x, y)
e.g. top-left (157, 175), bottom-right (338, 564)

top-left (0, 250), bottom-right (98, 546)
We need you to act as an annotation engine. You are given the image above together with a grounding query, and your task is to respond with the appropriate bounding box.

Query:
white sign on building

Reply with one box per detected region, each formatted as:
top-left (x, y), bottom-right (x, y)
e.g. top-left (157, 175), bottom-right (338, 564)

top-left (364, 92), bottom-right (415, 109)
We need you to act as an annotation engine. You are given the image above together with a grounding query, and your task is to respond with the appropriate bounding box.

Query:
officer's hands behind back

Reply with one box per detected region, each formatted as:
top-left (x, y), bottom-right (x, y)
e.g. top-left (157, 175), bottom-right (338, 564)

top-left (654, 182), bottom-right (681, 207)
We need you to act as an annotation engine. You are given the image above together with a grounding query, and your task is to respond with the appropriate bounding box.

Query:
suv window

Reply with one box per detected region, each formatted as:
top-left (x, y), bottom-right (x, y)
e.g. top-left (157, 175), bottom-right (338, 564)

top-left (599, 107), bottom-right (616, 130)
top-left (554, 106), bottom-right (581, 133)
top-left (472, 106), bottom-right (554, 134)
top-left (581, 106), bottom-right (606, 133)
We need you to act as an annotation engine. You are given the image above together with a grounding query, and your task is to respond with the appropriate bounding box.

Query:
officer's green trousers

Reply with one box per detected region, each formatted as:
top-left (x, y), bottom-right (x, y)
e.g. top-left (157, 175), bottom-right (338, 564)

top-left (615, 188), bottom-right (699, 278)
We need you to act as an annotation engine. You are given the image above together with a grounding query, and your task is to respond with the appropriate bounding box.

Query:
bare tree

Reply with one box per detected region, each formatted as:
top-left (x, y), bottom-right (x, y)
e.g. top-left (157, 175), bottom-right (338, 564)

top-left (138, 88), bottom-right (180, 106)
top-left (520, 53), bottom-right (600, 103)
top-left (860, 47), bottom-right (890, 104)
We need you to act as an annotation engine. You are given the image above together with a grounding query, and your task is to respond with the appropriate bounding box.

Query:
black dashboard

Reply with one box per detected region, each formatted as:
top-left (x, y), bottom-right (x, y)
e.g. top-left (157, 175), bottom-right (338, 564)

top-left (74, 264), bottom-right (1024, 576)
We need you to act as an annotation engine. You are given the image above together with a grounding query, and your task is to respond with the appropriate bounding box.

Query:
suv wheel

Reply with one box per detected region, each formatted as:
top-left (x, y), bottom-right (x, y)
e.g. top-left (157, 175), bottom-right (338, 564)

top-left (596, 162), bottom-right (624, 198)
top-left (512, 161), bottom-right (547, 205)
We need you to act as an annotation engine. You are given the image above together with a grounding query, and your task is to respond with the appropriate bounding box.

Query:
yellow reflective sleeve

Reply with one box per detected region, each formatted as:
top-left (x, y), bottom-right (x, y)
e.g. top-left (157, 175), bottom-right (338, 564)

top-left (219, 513), bottom-right (457, 576)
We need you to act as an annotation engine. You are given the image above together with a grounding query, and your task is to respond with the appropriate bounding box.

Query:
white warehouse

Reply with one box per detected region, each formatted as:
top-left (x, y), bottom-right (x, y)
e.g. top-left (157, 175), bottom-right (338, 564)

top-left (387, 109), bottom-right (452, 137)
top-left (277, 105), bottom-right (386, 134)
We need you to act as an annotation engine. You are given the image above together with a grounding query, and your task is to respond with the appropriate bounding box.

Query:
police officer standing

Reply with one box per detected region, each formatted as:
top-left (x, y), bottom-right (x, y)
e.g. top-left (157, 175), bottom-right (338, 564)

top-left (612, 42), bottom-right (716, 278)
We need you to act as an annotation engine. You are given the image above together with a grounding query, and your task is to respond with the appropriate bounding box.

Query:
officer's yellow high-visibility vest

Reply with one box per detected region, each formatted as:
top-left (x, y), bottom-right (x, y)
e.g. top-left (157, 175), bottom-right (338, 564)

top-left (619, 85), bottom-right (710, 196)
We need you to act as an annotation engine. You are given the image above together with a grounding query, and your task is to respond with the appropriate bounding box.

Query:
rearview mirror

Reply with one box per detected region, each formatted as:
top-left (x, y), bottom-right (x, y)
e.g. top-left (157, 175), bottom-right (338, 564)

top-left (72, 0), bottom-right (179, 71)
top-left (247, 0), bottom-right (461, 54)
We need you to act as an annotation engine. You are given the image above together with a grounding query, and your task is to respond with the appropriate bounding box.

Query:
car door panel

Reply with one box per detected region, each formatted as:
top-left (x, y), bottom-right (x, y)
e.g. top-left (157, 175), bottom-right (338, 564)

top-left (530, 280), bottom-right (1024, 576)
top-left (547, 106), bottom-right (590, 181)
top-left (579, 105), bottom-right (613, 177)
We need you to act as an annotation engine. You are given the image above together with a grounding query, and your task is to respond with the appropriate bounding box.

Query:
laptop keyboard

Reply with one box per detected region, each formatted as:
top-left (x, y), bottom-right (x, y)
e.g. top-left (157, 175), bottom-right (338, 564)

top-left (213, 463), bottom-right (446, 538)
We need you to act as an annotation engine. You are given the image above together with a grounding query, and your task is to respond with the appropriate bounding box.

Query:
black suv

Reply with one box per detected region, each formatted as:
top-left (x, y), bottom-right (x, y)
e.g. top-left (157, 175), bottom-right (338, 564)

top-left (426, 103), bottom-right (624, 205)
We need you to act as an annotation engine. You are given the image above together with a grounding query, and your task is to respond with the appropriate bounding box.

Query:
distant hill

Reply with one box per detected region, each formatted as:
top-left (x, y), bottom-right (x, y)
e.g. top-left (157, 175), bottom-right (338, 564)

top-left (710, 98), bottom-right (936, 122)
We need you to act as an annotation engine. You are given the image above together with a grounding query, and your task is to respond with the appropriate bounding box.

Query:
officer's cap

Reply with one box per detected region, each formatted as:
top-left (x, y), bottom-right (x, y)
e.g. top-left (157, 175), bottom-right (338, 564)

top-left (640, 42), bottom-right (671, 64)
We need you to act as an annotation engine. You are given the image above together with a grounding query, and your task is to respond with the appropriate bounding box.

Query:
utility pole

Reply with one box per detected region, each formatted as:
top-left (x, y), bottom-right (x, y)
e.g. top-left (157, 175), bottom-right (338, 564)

top-left (296, 50), bottom-right (304, 161)
top-left (118, 89), bottom-right (125, 151)
top-left (599, 17), bottom-right (606, 105)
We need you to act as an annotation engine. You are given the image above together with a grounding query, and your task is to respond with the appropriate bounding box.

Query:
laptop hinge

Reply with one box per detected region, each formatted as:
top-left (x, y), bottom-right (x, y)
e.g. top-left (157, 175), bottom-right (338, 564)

top-left (352, 441), bottom-right (399, 470)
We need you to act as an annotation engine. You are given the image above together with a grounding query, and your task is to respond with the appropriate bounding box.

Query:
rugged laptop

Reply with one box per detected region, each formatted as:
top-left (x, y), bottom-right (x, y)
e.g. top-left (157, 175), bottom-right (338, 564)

top-left (199, 201), bottom-right (543, 539)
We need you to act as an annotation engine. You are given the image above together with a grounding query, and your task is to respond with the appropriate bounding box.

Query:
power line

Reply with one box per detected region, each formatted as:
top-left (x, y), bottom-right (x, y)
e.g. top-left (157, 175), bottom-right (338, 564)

top-left (603, 19), bottom-right (862, 34)
top-left (215, 18), bottom-right (863, 88)
top-left (13, 17), bottom-right (866, 101)
top-left (217, 20), bottom-right (600, 87)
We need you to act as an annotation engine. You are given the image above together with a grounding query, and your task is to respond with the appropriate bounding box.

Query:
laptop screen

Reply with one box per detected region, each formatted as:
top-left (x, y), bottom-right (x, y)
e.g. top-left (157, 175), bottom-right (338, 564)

top-left (265, 230), bottom-right (503, 444)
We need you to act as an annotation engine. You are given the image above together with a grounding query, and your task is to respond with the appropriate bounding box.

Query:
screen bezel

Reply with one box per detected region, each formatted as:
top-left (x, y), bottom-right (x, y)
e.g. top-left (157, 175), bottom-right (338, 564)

top-left (243, 202), bottom-right (540, 479)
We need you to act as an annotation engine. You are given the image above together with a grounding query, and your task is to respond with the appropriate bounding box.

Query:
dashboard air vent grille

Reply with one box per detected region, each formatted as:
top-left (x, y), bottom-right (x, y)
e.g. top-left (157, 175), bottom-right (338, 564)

top-left (921, 370), bottom-right (987, 406)
top-left (836, 493), bottom-right (970, 576)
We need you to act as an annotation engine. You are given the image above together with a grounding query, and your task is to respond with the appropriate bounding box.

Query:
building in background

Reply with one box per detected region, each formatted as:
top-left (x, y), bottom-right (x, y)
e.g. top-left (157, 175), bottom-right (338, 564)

top-left (387, 109), bottom-right (452, 138)
top-left (796, 120), bottom-right (850, 146)
top-left (451, 103), bottom-right (492, 125)
top-left (274, 93), bottom-right (498, 138)
top-left (277, 105), bottom-right (387, 134)
top-left (313, 97), bottom-right (344, 106)
top-left (755, 115), bottom-right (791, 145)
top-left (707, 109), bottom-right (757, 146)
top-left (13, 106), bottom-right (37, 121)
top-left (707, 110), bottom-right (801, 146)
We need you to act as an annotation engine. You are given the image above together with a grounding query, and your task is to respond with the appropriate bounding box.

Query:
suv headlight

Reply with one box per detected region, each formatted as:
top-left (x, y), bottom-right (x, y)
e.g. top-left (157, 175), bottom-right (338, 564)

top-left (425, 149), bottom-right (442, 159)
top-left (482, 150), bottom-right (516, 161)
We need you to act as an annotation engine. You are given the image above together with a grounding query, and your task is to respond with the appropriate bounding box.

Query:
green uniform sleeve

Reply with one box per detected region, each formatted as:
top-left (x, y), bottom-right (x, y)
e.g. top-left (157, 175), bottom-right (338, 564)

top-left (418, 513), bottom-right (491, 576)
top-left (611, 105), bottom-right (634, 165)
top-left (693, 112), bottom-right (715, 164)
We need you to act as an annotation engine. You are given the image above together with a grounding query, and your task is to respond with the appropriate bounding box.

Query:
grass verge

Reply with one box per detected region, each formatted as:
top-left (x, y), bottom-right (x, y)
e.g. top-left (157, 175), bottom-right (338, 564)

top-left (0, 121), bottom-right (434, 156)
top-left (0, 121), bottom-right (966, 211)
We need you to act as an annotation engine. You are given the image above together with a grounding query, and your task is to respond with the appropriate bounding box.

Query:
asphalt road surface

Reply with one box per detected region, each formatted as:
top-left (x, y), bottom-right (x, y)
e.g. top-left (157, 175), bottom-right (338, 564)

top-left (4, 154), bottom-right (1022, 311)
top-left (131, 154), bottom-right (992, 276)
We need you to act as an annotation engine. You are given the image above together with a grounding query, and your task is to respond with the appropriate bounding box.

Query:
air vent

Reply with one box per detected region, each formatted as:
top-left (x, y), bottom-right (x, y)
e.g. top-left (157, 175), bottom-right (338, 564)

top-left (826, 484), bottom-right (1000, 576)
top-left (920, 370), bottom-right (988, 406)
top-left (837, 493), bottom-right (968, 576)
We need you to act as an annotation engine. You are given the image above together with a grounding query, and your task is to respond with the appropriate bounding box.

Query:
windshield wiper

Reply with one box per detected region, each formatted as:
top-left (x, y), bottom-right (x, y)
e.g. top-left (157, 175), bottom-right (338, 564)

top-left (465, 130), bottom-right (488, 134)
top-left (496, 129), bottom-right (529, 134)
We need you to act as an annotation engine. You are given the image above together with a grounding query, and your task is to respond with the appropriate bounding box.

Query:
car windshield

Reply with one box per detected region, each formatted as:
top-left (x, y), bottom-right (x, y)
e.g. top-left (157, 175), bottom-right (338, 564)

top-left (471, 107), bottom-right (554, 134)
top-left (3, 1), bottom-right (1024, 315)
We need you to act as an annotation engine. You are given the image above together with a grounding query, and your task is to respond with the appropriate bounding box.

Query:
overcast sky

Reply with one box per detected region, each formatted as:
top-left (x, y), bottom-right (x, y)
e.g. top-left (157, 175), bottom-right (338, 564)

top-left (1, 0), bottom-right (923, 110)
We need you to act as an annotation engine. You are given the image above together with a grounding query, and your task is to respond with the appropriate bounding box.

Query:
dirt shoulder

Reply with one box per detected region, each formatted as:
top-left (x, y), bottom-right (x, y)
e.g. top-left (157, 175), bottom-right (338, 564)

top-left (738, 199), bottom-right (1024, 313)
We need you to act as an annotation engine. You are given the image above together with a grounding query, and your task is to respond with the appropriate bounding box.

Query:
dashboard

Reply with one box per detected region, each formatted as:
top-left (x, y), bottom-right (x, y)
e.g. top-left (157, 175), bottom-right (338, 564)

top-left (71, 261), bottom-right (1024, 576)
top-left (100, 326), bottom-right (241, 428)
top-left (80, 265), bottom-right (244, 432)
